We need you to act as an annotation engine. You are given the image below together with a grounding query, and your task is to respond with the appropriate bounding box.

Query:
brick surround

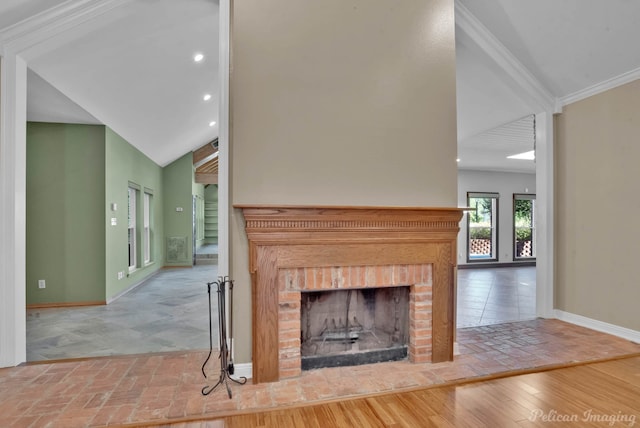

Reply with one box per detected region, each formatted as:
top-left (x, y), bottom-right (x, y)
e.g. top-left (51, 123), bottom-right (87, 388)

top-left (238, 205), bottom-right (463, 383)
top-left (278, 264), bottom-right (433, 379)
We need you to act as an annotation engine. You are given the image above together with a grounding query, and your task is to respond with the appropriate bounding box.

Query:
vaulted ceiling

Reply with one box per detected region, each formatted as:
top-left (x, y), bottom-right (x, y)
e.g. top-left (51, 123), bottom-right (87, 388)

top-left (455, 0), bottom-right (640, 173)
top-left (2, 0), bottom-right (219, 167)
top-left (2, 0), bottom-right (640, 173)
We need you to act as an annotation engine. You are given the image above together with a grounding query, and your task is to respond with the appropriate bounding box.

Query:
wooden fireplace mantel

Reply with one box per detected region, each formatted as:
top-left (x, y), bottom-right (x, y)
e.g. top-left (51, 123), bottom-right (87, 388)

top-left (237, 205), bottom-right (464, 383)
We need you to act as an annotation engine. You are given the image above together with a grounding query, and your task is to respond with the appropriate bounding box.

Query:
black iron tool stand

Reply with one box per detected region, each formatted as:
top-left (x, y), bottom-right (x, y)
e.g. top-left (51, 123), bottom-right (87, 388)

top-left (201, 276), bottom-right (247, 398)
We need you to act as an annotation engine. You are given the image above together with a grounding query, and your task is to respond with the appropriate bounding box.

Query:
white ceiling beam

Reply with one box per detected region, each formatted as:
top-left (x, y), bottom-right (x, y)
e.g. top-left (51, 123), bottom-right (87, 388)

top-left (455, 2), bottom-right (560, 113)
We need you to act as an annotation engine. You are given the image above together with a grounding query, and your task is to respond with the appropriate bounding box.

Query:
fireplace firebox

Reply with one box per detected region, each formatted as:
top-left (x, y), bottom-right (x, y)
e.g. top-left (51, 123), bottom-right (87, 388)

top-left (301, 287), bottom-right (410, 370)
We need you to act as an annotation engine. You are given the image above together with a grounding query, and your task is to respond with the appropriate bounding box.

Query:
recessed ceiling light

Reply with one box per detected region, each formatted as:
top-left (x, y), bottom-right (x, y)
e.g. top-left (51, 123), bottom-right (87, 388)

top-left (456, 158), bottom-right (460, 162)
top-left (203, 94), bottom-right (212, 101)
top-left (209, 121), bottom-right (216, 127)
top-left (507, 150), bottom-right (535, 160)
top-left (194, 53), bottom-right (204, 62)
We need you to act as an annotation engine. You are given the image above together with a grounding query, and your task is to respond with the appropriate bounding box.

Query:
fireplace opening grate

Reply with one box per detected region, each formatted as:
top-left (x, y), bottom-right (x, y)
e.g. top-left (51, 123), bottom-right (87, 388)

top-left (301, 287), bottom-right (409, 370)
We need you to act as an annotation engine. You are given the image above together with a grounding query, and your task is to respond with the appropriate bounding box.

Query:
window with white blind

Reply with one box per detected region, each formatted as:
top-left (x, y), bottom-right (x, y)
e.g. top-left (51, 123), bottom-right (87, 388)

top-left (143, 191), bottom-right (153, 264)
top-left (128, 186), bottom-right (138, 271)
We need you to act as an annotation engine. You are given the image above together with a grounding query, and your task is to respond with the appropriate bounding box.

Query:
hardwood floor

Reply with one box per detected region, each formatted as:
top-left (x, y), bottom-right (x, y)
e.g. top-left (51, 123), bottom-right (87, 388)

top-left (177, 356), bottom-right (640, 427)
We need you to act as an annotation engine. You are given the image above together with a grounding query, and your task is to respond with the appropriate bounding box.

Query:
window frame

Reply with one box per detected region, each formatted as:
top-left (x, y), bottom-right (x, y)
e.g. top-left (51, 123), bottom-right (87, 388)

top-left (128, 185), bottom-right (139, 272)
top-left (466, 192), bottom-right (499, 263)
top-left (143, 190), bottom-right (153, 265)
top-left (513, 193), bottom-right (536, 261)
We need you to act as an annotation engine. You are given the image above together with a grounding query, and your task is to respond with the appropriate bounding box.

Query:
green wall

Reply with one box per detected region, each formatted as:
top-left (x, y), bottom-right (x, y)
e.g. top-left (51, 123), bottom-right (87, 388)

top-left (26, 123), bottom-right (197, 304)
top-left (26, 123), bottom-right (166, 305)
top-left (105, 128), bottom-right (164, 299)
top-left (26, 122), bottom-right (106, 304)
top-left (163, 153), bottom-right (194, 266)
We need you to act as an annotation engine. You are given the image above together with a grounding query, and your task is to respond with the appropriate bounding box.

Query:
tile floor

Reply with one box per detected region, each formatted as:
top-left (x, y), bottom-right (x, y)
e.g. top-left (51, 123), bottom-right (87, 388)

top-left (27, 265), bottom-right (219, 361)
top-left (457, 266), bottom-right (536, 327)
top-left (26, 266), bottom-right (534, 362)
top-left (3, 319), bottom-right (640, 427)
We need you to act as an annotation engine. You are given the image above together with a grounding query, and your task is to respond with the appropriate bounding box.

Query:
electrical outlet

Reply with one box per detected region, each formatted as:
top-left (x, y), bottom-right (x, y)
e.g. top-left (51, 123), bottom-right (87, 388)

top-left (117, 271), bottom-right (124, 280)
top-left (38, 279), bottom-right (46, 289)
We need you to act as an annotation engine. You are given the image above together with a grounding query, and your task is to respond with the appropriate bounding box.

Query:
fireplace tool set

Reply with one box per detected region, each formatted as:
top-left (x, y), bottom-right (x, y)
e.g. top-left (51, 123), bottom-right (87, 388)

top-left (201, 276), bottom-right (246, 398)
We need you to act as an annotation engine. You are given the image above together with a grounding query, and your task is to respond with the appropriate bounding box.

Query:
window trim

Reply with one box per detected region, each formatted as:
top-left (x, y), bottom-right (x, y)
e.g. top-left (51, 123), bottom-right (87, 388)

top-left (143, 191), bottom-right (153, 265)
top-left (513, 193), bottom-right (536, 261)
top-left (128, 185), bottom-right (139, 272)
top-left (466, 192), bottom-right (499, 263)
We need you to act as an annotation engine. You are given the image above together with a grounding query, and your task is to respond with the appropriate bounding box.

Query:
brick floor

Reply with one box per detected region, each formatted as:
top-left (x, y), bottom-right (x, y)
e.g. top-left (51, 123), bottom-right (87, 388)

top-left (1, 319), bottom-right (639, 427)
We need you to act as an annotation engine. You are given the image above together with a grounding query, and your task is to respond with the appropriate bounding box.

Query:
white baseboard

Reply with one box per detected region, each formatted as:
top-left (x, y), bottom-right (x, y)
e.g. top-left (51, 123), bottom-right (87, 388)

top-left (232, 362), bottom-right (252, 379)
top-left (554, 310), bottom-right (640, 344)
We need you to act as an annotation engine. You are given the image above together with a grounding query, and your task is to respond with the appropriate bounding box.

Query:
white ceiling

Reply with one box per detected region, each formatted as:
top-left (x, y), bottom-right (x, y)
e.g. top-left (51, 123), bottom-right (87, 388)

top-left (3, 0), bottom-right (219, 167)
top-left (458, 115), bottom-right (535, 173)
top-left (27, 68), bottom-right (100, 125)
top-left (459, 0), bottom-right (640, 99)
top-left (3, 0), bottom-right (640, 171)
top-left (455, 0), bottom-right (640, 173)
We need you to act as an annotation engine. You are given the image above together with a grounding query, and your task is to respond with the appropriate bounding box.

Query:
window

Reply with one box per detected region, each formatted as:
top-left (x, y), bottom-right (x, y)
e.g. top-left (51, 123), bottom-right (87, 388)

top-left (467, 192), bottom-right (499, 262)
top-left (143, 191), bottom-right (153, 264)
top-left (194, 195), bottom-right (205, 242)
top-left (514, 194), bottom-right (536, 260)
top-left (128, 186), bottom-right (138, 271)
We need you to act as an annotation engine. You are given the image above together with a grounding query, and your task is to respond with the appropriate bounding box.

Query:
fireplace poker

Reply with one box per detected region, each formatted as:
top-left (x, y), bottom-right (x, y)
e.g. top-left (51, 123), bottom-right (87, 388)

top-left (228, 278), bottom-right (235, 374)
top-left (201, 280), bottom-right (215, 380)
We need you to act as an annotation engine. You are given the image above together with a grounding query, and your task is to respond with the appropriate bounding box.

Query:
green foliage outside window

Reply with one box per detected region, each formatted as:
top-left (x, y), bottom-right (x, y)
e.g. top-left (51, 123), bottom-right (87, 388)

top-left (469, 197), bottom-right (492, 224)
top-left (469, 227), bottom-right (492, 240)
top-left (514, 199), bottom-right (533, 241)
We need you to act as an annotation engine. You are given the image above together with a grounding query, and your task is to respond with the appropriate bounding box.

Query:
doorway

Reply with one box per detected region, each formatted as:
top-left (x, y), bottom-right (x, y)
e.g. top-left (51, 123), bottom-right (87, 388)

top-left (456, 116), bottom-right (539, 329)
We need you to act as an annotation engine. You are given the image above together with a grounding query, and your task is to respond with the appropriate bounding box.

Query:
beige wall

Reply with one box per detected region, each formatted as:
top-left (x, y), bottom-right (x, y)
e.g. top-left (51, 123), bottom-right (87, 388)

top-left (229, 0), bottom-right (458, 364)
top-left (555, 79), bottom-right (640, 331)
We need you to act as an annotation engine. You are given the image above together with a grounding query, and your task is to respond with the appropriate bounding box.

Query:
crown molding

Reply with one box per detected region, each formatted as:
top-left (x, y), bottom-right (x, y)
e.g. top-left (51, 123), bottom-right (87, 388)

top-left (560, 66), bottom-right (640, 107)
top-left (455, 2), bottom-right (559, 113)
top-left (0, 0), bottom-right (128, 55)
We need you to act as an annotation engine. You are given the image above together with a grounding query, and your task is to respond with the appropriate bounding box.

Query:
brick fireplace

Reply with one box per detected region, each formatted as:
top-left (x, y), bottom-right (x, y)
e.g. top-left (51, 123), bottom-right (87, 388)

top-left (238, 205), bottom-right (463, 384)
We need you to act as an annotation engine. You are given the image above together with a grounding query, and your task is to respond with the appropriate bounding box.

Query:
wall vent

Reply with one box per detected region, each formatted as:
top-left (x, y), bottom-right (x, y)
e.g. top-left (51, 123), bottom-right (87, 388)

top-left (166, 236), bottom-right (188, 262)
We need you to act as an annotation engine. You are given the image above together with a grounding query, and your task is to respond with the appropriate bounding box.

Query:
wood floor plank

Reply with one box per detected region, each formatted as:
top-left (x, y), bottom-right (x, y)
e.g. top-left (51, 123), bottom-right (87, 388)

top-left (452, 385), bottom-right (523, 427)
top-left (589, 356), bottom-right (640, 385)
top-left (215, 356), bottom-right (640, 428)
top-left (549, 367), bottom-right (640, 415)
